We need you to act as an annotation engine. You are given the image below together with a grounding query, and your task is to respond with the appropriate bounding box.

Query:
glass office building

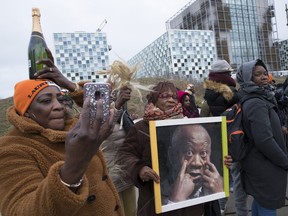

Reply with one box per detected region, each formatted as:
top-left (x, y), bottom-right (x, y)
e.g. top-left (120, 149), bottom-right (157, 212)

top-left (278, 39), bottom-right (288, 70)
top-left (166, 0), bottom-right (279, 71)
top-left (53, 32), bottom-right (110, 82)
top-left (128, 29), bottom-right (217, 81)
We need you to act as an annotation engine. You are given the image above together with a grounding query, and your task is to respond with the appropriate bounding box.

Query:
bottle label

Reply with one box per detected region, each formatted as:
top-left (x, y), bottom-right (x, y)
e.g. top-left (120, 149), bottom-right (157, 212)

top-left (28, 59), bottom-right (31, 68)
top-left (32, 34), bottom-right (45, 40)
top-left (31, 31), bottom-right (45, 40)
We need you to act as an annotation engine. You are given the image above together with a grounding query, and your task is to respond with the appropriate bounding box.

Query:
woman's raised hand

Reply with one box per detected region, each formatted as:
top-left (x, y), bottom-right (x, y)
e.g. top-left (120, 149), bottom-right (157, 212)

top-left (60, 98), bottom-right (115, 185)
top-left (34, 48), bottom-right (77, 92)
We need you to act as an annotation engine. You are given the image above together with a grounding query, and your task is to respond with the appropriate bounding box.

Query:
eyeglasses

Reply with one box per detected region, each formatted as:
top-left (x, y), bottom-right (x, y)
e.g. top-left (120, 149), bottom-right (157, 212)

top-left (158, 93), bottom-right (178, 100)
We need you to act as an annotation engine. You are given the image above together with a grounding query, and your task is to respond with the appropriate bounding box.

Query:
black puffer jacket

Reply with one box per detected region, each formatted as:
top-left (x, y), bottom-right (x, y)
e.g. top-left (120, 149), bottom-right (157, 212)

top-left (237, 59), bottom-right (288, 209)
top-left (202, 80), bottom-right (239, 116)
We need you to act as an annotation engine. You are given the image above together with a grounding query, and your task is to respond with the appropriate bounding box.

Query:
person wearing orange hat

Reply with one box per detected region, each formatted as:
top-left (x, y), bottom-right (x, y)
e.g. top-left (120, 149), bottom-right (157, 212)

top-left (14, 79), bottom-right (61, 115)
top-left (268, 73), bottom-right (276, 84)
top-left (267, 73), bottom-right (276, 93)
top-left (0, 53), bottom-right (124, 215)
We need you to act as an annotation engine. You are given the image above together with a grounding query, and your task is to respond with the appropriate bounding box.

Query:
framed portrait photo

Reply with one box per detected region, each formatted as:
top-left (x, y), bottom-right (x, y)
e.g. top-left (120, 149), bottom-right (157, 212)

top-left (149, 116), bottom-right (229, 214)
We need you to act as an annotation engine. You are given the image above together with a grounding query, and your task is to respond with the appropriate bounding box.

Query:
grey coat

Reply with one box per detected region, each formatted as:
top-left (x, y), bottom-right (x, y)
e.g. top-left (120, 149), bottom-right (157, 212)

top-left (237, 59), bottom-right (288, 209)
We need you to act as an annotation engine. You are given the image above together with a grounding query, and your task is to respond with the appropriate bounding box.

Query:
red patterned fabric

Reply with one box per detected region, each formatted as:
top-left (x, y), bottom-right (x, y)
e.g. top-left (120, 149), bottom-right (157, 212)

top-left (143, 102), bottom-right (183, 120)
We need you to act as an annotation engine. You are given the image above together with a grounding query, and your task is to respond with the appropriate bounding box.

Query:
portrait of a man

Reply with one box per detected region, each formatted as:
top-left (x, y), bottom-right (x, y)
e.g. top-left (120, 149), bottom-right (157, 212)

top-left (161, 124), bottom-right (223, 204)
top-left (149, 117), bottom-right (228, 213)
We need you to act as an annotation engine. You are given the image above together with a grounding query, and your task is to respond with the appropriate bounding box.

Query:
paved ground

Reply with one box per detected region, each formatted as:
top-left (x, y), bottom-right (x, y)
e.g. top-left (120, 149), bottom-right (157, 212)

top-left (225, 191), bottom-right (288, 215)
top-left (225, 173), bottom-right (288, 216)
top-left (1, 177), bottom-right (288, 215)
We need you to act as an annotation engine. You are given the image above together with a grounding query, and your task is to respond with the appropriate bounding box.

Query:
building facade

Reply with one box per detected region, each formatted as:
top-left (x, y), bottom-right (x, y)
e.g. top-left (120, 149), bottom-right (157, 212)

top-left (128, 29), bottom-right (217, 80)
top-left (166, 0), bottom-right (279, 71)
top-left (53, 32), bottom-right (110, 82)
top-left (278, 39), bottom-right (288, 71)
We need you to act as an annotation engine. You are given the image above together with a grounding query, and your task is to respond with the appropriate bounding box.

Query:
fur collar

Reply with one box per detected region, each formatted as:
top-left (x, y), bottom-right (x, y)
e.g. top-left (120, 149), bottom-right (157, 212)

top-left (6, 106), bottom-right (77, 143)
top-left (204, 80), bottom-right (234, 101)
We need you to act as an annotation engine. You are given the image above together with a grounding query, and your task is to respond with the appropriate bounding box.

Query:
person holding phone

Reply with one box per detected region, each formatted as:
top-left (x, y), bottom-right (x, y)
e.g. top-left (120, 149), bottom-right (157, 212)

top-left (0, 53), bottom-right (123, 215)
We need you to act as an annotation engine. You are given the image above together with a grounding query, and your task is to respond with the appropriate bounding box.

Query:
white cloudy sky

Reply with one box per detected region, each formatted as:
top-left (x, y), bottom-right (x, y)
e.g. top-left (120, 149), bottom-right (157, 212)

top-left (0, 0), bottom-right (288, 99)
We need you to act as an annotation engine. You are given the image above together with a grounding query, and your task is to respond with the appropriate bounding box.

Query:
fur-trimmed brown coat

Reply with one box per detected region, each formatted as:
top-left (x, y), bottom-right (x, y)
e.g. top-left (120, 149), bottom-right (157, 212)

top-left (0, 106), bottom-right (122, 216)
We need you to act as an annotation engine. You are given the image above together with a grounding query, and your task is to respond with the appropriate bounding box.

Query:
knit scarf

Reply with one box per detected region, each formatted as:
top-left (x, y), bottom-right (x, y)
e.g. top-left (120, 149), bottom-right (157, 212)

top-left (143, 103), bottom-right (183, 120)
top-left (239, 82), bottom-right (277, 106)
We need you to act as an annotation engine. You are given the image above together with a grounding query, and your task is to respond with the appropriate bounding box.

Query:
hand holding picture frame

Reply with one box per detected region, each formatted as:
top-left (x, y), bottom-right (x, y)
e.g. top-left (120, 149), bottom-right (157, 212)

top-left (149, 116), bottom-right (229, 214)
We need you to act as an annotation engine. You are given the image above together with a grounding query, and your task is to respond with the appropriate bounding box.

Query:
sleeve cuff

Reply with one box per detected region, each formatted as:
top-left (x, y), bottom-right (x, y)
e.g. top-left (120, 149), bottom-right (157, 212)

top-left (48, 161), bottom-right (89, 204)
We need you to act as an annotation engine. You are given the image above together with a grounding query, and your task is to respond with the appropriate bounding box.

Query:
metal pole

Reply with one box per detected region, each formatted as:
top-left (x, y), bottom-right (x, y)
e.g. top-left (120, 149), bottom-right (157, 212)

top-left (286, 4), bottom-right (288, 26)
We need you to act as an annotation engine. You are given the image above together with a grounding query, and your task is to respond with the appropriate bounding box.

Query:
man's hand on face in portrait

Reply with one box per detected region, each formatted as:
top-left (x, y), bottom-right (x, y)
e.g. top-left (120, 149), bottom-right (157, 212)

top-left (170, 160), bottom-right (197, 202)
top-left (202, 161), bottom-right (223, 193)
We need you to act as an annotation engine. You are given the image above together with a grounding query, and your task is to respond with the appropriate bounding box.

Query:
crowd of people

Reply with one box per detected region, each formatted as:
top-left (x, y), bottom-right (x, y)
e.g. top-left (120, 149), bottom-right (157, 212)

top-left (0, 49), bottom-right (288, 216)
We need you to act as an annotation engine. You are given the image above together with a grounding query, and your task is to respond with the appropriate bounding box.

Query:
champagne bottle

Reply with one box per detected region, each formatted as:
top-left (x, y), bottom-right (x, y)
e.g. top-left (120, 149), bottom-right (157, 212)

top-left (28, 8), bottom-right (48, 79)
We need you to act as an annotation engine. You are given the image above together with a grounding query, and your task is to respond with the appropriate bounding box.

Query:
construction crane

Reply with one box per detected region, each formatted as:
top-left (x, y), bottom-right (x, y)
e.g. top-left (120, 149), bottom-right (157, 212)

top-left (97, 19), bottom-right (107, 32)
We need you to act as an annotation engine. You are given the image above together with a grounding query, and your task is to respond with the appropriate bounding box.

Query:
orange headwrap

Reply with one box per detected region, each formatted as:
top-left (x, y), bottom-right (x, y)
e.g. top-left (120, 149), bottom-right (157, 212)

top-left (14, 79), bottom-right (61, 116)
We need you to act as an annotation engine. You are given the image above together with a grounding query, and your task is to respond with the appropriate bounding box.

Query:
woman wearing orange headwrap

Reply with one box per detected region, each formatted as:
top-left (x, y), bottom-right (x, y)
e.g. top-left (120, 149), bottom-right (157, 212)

top-left (0, 51), bottom-right (123, 215)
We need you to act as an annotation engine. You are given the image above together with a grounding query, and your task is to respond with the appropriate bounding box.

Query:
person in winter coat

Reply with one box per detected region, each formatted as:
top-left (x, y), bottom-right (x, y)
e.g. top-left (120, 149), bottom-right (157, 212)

top-left (0, 56), bottom-right (123, 215)
top-left (177, 90), bottom-right (199, 118)
top-left (100, 86), bottom-right (137, 216)
top-left (117, 81), bottom-right (232, 216)
top-left (200, 60), bottom-right (239, 117)
top-left (275, 81), bottom-right (288, 149)
top-left (117, 81), bottom-right (204, 216)
top-left (200, 59), bottom-right (239, 214)
top-left (237, 59), bottom-right (288, 216)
